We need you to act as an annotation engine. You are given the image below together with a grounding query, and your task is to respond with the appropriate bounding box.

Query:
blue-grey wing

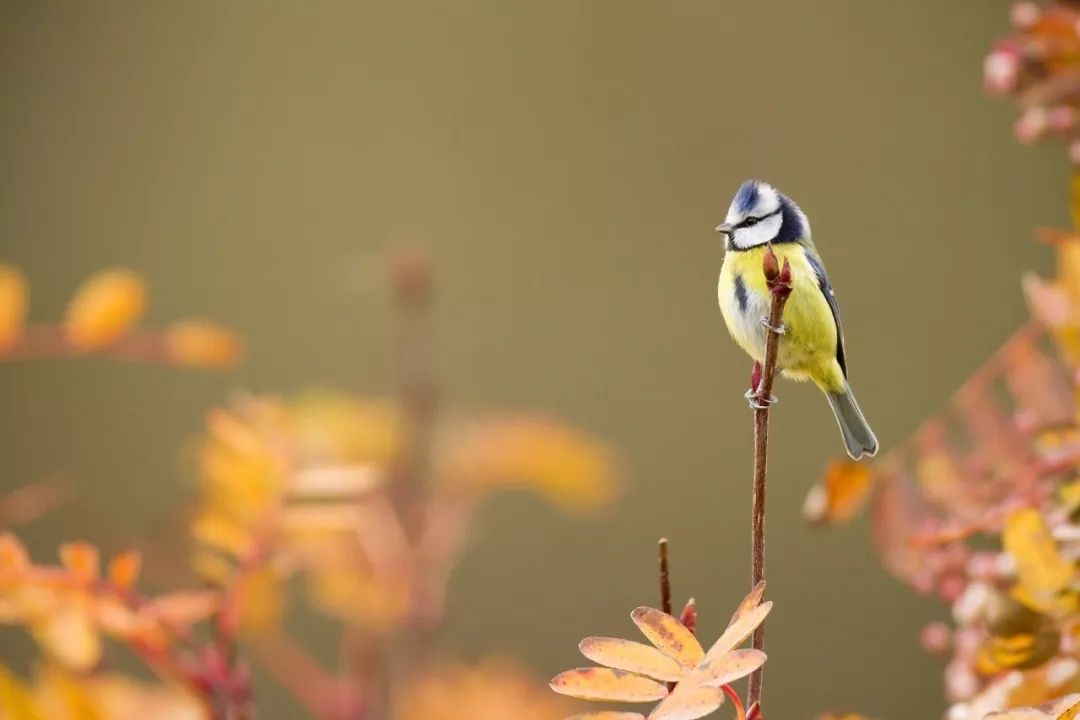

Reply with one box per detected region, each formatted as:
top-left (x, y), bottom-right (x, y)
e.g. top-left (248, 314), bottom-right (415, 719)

top-left (804, 249), bottom-right (846, 377)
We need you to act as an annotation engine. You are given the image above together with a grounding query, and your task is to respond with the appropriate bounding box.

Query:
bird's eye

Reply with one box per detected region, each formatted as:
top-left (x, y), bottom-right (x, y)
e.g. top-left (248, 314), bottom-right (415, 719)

top-left (743, 216), bottom-right (760, 227)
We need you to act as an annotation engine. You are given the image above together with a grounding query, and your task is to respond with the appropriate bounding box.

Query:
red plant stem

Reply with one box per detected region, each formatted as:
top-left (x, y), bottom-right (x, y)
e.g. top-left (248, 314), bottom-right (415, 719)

top-left (721, 683), bottom-right (747, 720)
top-left (747, 250), bottom-right (791, 710)
top-left (250, 630), bottom-right (362, 720)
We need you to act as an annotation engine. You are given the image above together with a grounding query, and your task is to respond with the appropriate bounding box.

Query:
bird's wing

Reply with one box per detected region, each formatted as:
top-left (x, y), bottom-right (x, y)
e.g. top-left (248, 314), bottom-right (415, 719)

top-left (803, 248), bottom-right (847, 377)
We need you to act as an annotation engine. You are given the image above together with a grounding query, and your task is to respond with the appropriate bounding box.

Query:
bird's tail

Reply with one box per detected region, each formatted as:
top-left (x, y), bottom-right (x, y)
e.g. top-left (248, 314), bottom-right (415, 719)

top-left (826, 381), bottom-right (879, 460)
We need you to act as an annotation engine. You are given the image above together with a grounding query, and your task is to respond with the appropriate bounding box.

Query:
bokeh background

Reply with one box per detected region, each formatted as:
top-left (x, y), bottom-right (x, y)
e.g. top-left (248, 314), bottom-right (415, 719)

top-left (0, 1), bottom-right (1066, 717)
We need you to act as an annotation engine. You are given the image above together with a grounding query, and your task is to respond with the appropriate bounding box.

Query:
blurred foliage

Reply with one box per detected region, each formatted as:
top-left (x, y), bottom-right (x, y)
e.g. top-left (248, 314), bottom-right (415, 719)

top-left (0, 254), bottom-right (617, 719)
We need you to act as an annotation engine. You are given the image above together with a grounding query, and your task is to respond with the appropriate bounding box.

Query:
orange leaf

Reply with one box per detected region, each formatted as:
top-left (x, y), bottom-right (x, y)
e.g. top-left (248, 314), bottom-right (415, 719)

top-left (0, 265), bottom-right (27, 351)
top-left (165, 320), bottom-right (243, 368)
top-left (0, 533), bottom-right (29, 574)
top-left (64, 268), bottom-right (146, 350)
top-left (550, 668), bottom-right (668, 703)
top-left (578, 637), bottom-right (686, 682)
top-left (646, 686), bottom-right (725, 720)
top-left (108, 551), bottom-right (141, 591)
top-left (630, 607), bottom-right (704, 668)
top-left (143, 590), bottom-right (219, 626)
top-left (698, 649), bottom-right (767, 688)
top-left (59, 542), bottom-right (100, 583)
top-left (803, 461), bottom-right (873, 525)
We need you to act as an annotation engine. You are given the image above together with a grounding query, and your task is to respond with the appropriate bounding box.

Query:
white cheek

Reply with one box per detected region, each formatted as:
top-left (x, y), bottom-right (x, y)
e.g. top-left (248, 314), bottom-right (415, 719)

top-left (734, 213), bottom-right (783, 248)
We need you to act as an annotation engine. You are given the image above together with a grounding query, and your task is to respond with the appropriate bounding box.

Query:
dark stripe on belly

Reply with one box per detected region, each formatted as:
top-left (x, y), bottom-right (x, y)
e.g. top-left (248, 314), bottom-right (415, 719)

top-left (733, 273), bottom-right (748, 313)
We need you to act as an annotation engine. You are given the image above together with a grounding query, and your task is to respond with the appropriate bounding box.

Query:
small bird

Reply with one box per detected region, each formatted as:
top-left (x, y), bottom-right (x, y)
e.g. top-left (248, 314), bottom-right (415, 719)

top-left (715, 179), bottom-right (878, 459)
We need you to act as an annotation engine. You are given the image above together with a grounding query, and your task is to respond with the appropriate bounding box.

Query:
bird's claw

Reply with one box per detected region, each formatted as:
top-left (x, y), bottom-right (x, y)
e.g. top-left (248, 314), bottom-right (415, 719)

top-left (744, 387), bottom-right (778, 410)
top-left (760, 317), bottom-right (785, 335)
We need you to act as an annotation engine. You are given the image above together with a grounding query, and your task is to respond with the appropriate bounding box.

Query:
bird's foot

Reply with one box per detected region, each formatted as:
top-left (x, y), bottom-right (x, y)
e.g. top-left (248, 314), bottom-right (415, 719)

top-left (760, 317), bottom-right (785, 335)
top-left (744, 386), bottom-right (778, 410)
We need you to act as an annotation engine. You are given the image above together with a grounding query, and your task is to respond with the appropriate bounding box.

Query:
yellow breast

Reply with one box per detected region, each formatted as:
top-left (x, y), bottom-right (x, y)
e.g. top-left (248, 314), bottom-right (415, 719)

top-left (717, 243), bottom-right (844, 392)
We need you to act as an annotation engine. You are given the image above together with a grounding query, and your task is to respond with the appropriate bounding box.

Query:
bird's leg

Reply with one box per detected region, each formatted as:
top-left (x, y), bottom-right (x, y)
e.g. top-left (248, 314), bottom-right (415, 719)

top-left (759, 316), bottom-right (785, 335)
top-left (745, 361), bottom-right (778, 410)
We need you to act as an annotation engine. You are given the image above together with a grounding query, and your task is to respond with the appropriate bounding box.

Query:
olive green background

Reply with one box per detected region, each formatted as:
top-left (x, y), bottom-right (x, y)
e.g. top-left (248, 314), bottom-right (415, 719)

top-left (0, 1), bottom-right (1066, 717)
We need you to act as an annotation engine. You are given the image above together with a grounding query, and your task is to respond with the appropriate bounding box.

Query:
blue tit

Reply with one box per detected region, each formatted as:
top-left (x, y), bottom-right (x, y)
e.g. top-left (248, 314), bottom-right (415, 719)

top-left (714, 179), bottom-right (878, 460)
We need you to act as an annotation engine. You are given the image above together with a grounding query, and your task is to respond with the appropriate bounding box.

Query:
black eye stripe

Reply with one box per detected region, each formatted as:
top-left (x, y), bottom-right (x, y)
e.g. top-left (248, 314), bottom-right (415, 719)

top-left (735, 207), bottom-right (782, 229)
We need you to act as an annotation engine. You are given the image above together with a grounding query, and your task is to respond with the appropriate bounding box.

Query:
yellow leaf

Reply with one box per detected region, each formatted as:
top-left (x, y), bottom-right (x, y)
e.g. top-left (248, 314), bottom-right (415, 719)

top-left (1057, 231), bottom-right (1080, 316)
top-left (646, 686), bottom-right (725, 720)
top-left (698, 649), bottom-right (767, 688)
top-left (165, 320), bottom-right (242, 368)
top-left (1059, 699), bottom-right (1080, 720)
top-left (0, 665), bottom-right (44, 720)
top-left (706, 601), bottom-right (772, 661)
top-left (64, 268), bottom-right (146, 350)
top-left (0, 266), bottom-right (27, 352)
top-left (1003, 509), bottom-right (1074, 611)
top-left (630, 607), bottom-right (704, 668)
top-left (566, 714), bottom-right (646, 720)
top-left (549, 668), bottom-right (668, 703)
top-left (32, 604), bottom-right (102, 671)
top-left (579, 637), bottom-right (686, 682)
top-left (728, 581), bottom-right (766, 629)
top-left (438, 418), bottom-right (617, 511)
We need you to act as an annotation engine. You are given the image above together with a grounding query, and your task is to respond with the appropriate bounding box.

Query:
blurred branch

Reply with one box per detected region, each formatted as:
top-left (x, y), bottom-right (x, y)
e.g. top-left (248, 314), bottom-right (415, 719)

top-left (388, 247), bottom-right (438, 532)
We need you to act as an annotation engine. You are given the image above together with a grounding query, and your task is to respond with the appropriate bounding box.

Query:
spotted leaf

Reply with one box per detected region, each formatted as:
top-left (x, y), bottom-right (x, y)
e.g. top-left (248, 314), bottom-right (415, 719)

top-left (630, 607), bottom-right (704, 668)
top-left (579, 637), bottom-right (686, 682)
top-left (550, 668), bottom-right (668, 703)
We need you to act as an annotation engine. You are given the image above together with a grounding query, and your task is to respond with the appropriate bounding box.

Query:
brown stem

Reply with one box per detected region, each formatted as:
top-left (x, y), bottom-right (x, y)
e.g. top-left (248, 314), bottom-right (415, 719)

top-left (1, 325), bottom-right (174, 364)
top-left (388, 247), bottom-right (438, 533)
top-left (746, 248), bottom-right (792, 710)
top-left (658, 537), bottom-right (671, 615)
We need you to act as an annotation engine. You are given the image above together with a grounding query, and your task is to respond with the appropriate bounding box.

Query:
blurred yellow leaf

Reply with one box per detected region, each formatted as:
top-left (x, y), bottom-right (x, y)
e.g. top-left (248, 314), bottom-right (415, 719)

top-left (630, 607), bottom-right (704, 668)
top-left (1003, 509), bottom-right (1074, 612)
top-left (566, 714), bottom-right (645, 720)
top-left (1060, 699), bottom-right (1080, 720)
top-left (64, 268), bottom-right (146, 351)
top-left (550, 668), bottom-right (668, 703)
top-left (0, 266), bottom-right (27, 352)
top-left (578, 637), bottom-right (685, 683)
top-left (0, 666), bottom-right (44, 720)
top-left (1055, 231), bottom-right (1080, 316)
top-left (142, 590), bottom-right (219, 628)
top-left (803, 461), bottom-right (873, 525)
top-left (399, 661), bottom-right (570, 720)
top-left (439, 418), bottom-right (616, 511)
top-left (32, 603), bottom-right (102, 671)
top-left (165, 320), bottom-right (242, 368)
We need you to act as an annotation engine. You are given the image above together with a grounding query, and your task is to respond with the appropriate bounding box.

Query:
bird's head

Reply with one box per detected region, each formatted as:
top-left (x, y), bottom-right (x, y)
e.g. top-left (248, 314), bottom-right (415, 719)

top-left (715, 179), bottom-right (810, 250)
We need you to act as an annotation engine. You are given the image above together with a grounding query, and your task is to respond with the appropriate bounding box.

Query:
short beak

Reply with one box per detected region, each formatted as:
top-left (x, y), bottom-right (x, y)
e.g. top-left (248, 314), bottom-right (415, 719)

top-left (715, 222), bottom-right (733, 235)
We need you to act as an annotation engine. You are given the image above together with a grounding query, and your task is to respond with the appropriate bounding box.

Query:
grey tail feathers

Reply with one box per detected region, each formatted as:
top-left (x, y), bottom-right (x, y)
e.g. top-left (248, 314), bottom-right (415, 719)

top-left (826, 382), bottom-right (879, 460)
